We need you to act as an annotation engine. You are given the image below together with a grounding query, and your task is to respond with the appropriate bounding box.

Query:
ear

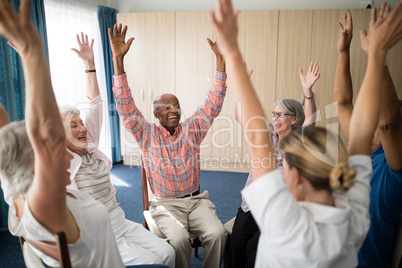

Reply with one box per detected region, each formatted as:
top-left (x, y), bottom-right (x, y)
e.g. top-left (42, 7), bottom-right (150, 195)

top-left (292, 168), bottom-right (303, 185)
top-left (153, 110), bottom-right (159, 119)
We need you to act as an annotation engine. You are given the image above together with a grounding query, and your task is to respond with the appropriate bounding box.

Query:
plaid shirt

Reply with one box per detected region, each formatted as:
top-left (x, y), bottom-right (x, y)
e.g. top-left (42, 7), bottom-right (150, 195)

top-left (113, 71), bottom-right (227, 197)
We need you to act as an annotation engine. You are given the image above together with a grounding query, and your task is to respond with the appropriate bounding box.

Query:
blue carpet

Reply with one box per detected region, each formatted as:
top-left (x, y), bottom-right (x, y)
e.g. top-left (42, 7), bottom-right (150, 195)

top-left (0, 163), bottom-right (248, 267)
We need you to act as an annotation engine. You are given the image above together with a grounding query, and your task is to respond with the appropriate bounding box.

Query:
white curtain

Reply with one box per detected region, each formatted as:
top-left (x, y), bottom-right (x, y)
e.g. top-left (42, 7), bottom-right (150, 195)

top-left (45, 0), bottom-right (112, 160)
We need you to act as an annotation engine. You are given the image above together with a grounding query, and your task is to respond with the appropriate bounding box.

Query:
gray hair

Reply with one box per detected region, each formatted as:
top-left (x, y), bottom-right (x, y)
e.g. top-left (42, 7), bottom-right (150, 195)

top-left (0, 121), bottom-right (34, 197)
top-left (273, 99), bottom-right (305, 129)
top-left (59, 105), bottom-right (80, 119)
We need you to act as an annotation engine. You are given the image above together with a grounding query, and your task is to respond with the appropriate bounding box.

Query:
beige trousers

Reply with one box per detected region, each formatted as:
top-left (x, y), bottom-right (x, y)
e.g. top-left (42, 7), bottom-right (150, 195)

top-left (150, 190), bottom-right (227, 268)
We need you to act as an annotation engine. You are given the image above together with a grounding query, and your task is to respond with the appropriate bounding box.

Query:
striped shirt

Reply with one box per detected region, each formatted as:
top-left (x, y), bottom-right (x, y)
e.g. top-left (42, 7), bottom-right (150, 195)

top-left (113, 71), bottom-right (227, 198)
top-left (75, 152), bottom-right (119, 212)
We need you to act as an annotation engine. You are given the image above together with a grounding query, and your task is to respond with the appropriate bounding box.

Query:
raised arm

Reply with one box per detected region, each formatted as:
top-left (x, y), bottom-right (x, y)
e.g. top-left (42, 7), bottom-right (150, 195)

top-left (349, 3), bottom-right (402, 156)
top-left (108, 23), bottom-right (134, 76)
top-left (210, 0), bottom-right (275, 180)
top-left (359, 4), bottom-right (402, 170)
top-left (0, 104), bottom-right (10, 128)
top-left (207, 37), bottom-right (226, 72)
top-left (333, 11), bottom-right (354, 142)
top-left (71, 32), bottom-right (100, 100)
top-left (299, 61), bottom-right (319, 126)
top-left (0, 0), bottom-right (77, 239)
top-left (378, 65), bottom-right (402, 170)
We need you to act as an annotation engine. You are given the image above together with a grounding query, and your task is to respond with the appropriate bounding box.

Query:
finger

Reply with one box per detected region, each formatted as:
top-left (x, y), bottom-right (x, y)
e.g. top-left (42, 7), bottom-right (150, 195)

top-left (113, 23), bottom-right (117, 38)
top-left (299, 68), bottom-right (304, 77)
top-left (387, 2), bottom-right (402, 22)
top-left (108, 27), bottom-right (113, 40)
top-left (313, 62), bottom-right (319, 73)
top-left (90, 39), bottom-right (94, 48)
top-left (71, 48), bottom-right (79, 56)
top-left (347, 11), bottom-right (353, 30)
top-left (308, 61), bottom-right (314, 72)
top-left (80, 32), bottom-right (85, 45)
top-left (215, 0), bottom-right (223, 21)
top-left (76, 34), bottom-right (82, 46)
top-left (207, 37), bottom-right (214, 48)
top-left (383, 3), bottom-right (390, 18)
top-left (85, 34), bottom-right (89, 46)
top-left (343, 12), bottom-right (347, 25)
top-left (337, 22), bottom-right (344, 32)
top-left (370, 7), bottom-right (377, 28)
top-left (225, 0), bottom-right (234, 15)
top-left (209, 10), bottom-right (218, 27)
top-left (378, 2), bottom-right (386, 19)
top-left (359, 29), bottom-right (368, 41)
top-left (126, 37), bottom-right (134, 48)
top-left (0, 3), bottom-right (16, 36)
top-left (234, 10), bottom-right (240, 21)
top-left (117, 23), bottom-right (122, 36)
top-left (20, 0), bottom-right (30, 24)
top-left (122, 25), bottom-right (128, 38)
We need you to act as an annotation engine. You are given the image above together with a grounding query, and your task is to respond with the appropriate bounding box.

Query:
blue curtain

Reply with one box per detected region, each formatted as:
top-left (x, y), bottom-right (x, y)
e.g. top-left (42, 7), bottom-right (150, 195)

top-left (97, 6), bottom-right (122, 164)
top-left (0, 0), bottom-right (49, 231)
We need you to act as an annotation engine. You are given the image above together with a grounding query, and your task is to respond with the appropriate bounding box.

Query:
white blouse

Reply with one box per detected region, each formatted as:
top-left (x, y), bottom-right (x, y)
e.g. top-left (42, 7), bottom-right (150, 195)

top-left (8, 189), bottom-right (124, 268)
top-left (242, 155), bottom-right (372, 268)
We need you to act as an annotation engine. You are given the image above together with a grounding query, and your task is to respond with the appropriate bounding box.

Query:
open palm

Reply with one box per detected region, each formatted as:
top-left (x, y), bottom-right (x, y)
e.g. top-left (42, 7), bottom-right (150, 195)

top-left (71, 32), bottom-right (94, 63)
top-left (299, 61), bottom-right (320, 93)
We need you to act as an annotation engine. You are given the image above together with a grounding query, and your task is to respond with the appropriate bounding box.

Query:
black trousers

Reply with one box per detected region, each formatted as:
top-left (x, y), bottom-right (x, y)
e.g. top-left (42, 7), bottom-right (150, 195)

top-left (226, 207), bottom-right (260, 268)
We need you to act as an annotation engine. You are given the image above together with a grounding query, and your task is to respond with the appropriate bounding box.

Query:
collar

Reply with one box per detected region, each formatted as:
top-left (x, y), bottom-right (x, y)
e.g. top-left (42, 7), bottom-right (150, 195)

top-left (159, 123), bottom-right (181, 138)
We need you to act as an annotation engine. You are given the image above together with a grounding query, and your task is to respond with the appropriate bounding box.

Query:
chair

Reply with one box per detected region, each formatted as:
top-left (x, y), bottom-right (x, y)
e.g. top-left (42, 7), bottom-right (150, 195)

top-left (19, 231), bottom-right (71, 268)
top-left (141, 163), bottom-right (202, 257)
top-left (223, 217), bottom-right (236, 236)
top-left (392, 214), bottom-right (402, 268)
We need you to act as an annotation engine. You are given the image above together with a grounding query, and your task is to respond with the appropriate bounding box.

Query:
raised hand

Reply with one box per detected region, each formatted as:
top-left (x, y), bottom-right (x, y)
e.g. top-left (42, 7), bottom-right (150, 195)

top-left (299, 61), bottom-right (320, 96)
top-left (71, 32), bottom-right (95, 68)
top-left (337, 11), bottom-right (353, 52)
top-left (207, 37), bottom-right (222, 57)
top-left (0, 0), bottom-right (43, 57)
top-left (209, 0), bottom-right (240, 57)
top-left (108, 23), bottom-right (134, 59)
top-left (366, 2), bottom-right (402, 56)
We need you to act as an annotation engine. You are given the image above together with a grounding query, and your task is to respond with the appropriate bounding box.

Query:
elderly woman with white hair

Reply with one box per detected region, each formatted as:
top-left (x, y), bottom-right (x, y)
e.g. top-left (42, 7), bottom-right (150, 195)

top-left (60, 33), bottom-right (175, 267)
top-left (0, 1), bottom-right (124, 266)
top-left (227, 63), bottom-right (320, 268)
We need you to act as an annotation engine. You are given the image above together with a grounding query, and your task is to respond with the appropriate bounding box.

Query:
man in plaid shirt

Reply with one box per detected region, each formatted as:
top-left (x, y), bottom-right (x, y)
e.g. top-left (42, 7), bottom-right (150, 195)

top-left (109, 23), bottom-right (227, 268)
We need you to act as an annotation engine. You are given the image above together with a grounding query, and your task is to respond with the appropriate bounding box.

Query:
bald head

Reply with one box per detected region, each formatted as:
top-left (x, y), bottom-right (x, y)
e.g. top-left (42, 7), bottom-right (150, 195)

top-left (153, 94), bottom-right (180, 111)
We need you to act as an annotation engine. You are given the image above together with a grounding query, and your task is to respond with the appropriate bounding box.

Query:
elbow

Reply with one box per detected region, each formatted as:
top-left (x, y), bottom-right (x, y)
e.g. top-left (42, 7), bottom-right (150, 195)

top-left (336, 99), bottom-right (353, 108)
top-left (378, 113), bottom-right (402, 133)
top-left (28, 119), bottom-right (66, 148)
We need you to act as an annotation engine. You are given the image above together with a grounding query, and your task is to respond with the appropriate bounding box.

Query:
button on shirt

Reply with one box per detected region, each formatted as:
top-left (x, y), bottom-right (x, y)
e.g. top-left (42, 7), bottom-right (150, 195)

top-left (113, 71), bottom-right (227, 198)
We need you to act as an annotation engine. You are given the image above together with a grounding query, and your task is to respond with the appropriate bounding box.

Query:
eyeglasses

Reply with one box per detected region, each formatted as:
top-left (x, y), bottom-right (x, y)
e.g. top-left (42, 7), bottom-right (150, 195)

top-left (271, 111), bottom-right (295, 119)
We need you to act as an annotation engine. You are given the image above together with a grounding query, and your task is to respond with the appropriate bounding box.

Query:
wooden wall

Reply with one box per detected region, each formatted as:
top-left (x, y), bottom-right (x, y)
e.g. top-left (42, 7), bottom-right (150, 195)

top-left (117, 9), bottom-right (402, 172)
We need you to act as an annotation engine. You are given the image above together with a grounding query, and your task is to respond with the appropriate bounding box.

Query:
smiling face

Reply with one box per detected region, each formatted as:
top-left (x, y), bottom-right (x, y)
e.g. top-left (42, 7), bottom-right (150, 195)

top-left (272, 105), bottom-right (296, 137)
top-left (63, 113), bottom-right (88, 154)
top-left (153, 94), bottom-right (182, 135)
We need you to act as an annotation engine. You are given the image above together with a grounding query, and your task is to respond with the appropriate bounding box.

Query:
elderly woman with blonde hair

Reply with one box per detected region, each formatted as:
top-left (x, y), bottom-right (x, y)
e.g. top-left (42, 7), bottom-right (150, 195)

top-left (60, 32), bottom-right (175, 267)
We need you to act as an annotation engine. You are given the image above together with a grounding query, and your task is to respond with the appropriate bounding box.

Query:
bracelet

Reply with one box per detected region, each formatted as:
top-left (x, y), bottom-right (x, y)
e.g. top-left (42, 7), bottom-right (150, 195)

top-left (85, 69), bottom-right (96, 73)
top-left (305, 93), bottom-right (315, 100)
